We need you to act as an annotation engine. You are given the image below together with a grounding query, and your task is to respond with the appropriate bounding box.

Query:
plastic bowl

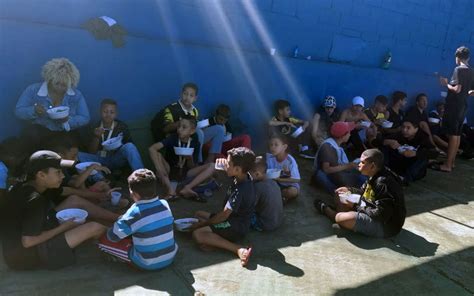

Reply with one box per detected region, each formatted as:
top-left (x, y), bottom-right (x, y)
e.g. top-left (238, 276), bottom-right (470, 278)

top-left (291, 126), bottom-right (304, 138)
top-left (381, 121), bottom-right (393, 128)
top-left (75, 162), bottom-right (101, 175)
top-left (174, 146), bottom-right (194, 156)
top-left (174, 218), bottom-right (199, 232)
top-left (352, 158), bottom-right (361, 164)
top-left (197, 119), bottom-right (210, 129)
top-left (56, 208), bottom-right (88, 224)
top-left (428, 117), bottom-right (440, 124)
top-left (360, 121), bottom-right (371, 128)
top-left (266, 168), bottom-right (281, 179)
top-left (102, 136), bottom-right (123, 151)
top-left (47, 106), bottom-right (70, 119)
top-left (339, 192), bottom-right (361, 204)
top-left (223, 133), bottom-right (232, 142)
top-left (398, 145), bottom-right (416, 153)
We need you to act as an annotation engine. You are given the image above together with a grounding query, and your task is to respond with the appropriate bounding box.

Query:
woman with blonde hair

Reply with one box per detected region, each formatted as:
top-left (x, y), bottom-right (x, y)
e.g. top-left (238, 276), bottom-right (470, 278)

top-left (15, 58), bottom-right (90, 148)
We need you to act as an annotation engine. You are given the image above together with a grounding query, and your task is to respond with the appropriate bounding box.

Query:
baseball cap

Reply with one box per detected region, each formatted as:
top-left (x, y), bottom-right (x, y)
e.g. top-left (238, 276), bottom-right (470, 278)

top-left (352, 96), bottom-right (365, 107)
top-left (330, 122), bottom-right (355, 138)
top-left (27, 150), bottom-right (75, 175)
top-left (323, 96), bottom-right (337, 108)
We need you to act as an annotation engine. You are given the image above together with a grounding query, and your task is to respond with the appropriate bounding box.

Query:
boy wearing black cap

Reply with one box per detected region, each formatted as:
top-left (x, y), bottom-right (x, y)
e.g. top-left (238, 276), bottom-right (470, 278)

top-left (1, 150), bottom-right (107, 270)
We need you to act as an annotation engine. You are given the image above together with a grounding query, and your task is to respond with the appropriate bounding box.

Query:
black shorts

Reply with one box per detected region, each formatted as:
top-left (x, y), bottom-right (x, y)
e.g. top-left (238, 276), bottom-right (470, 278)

top-left (443, 101), bottom-right (467, 136)
top-left (37, 233), bottom-right (76, 270)
top-left (210, 221), bottom-right (244, 242)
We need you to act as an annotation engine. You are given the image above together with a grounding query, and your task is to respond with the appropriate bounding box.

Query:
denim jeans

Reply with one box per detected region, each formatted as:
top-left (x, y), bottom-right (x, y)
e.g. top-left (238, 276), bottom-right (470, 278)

top-left (78, 142), bottom-right (144, 181)
top-left (196, 125), bottom-right (225, 162)
top-left (314, 169), bottom-right (367, 194)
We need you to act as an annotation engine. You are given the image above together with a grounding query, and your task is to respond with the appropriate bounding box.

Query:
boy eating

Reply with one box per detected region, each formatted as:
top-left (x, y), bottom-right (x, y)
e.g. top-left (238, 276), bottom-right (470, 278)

top-left (79, 98), bottom-right (144, 174)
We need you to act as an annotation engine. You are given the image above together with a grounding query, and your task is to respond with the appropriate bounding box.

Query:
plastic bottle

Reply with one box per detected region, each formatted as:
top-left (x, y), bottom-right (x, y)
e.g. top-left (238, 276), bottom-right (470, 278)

top-left (293, 46), bottom-right (299, 58)
top-left (382, 51), bottom-right (392, 69)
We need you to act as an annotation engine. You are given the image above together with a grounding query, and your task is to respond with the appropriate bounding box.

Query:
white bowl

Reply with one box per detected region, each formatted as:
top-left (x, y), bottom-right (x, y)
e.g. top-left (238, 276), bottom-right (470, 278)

top-left (223, 133), bottom-right (232, 142)
top-left (339, 192), bottom-right (361, 204)
top-left (381, 121), bottom-right (393, 128)
top-left (266, 168), bottom-right (281, 179)
top-left (397, 145), bottom-right (416, 153)
top-left (197, 119), bottom-right (210, 129)
top-left (75, 162), bottom-right (101, 175)
top-left (291, 126), bottom-right (304, 138)
top-left (360, 121), bottom-right (371, 128)
top-left (102, 136), bottom-right (123, 151)
top-left (56, 208), bottom-right (88, 224)
top-left (47, 106), bottom-right (70, 119)
top-left (174, 146), bottom-right (194, 156)
top-left (174, 218), bottom-right (199, 232)
top-left (428, 117), bottom-right (440, 124)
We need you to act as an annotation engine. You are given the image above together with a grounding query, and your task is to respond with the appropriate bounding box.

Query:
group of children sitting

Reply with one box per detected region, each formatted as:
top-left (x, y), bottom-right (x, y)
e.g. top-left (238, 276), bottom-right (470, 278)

top-left (1, 78), bottom-right (470, 272)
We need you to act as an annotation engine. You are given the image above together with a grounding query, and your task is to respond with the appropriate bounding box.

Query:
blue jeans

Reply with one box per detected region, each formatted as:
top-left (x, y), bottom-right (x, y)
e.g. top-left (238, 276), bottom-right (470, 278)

top-left (314, 170), bottom-right (367, 194)
top-left (196, 125), bottom-right (225, 162)
top-left (79, 143), bottom-right (144, 181)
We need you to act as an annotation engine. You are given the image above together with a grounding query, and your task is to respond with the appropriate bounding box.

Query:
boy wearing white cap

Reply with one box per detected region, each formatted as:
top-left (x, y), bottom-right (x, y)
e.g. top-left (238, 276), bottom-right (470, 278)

top-left (340, 96), bottom-right (376, 153)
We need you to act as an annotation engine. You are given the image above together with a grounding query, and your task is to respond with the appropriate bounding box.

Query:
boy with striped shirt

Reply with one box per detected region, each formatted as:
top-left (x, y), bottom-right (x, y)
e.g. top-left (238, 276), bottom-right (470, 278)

top-left (98, 169), bottom-right (178, 270)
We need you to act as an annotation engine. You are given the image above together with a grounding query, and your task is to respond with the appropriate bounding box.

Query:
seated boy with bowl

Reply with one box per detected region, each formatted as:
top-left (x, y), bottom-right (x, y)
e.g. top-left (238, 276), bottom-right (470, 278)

top-left (1, 150), bottom-right (108, 270)
top-left (149, 115), bottom-right (200, 200)
top-left (98, 169), bottom-right (178, 270)
top-left (314, 148), bottom-right (406, 238)
top-left (78, 98), bottom-right (144, 178)
top-left (269, 99), bottom-right (314, 159)
top-left (382, 118), bottom-right (437, 184)
top-left (340, 96), bottom-right (376, 153)
top-left (202, 104), bottom-right (252, 159)
top-left (187, 147), bottom-right (255, 267)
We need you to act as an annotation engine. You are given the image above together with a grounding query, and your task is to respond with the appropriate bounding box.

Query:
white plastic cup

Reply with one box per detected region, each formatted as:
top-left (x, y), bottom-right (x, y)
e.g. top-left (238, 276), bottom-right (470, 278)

top-left (111, 191), bottom-right (122, 206)
top-left (215, 161), bottom-right (226, 171)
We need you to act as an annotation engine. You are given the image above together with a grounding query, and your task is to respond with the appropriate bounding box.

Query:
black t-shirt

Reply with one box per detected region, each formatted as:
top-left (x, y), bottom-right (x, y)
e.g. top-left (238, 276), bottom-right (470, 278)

top-left (82, 120), bottom-right (132, 155)
top-left (223, 175), bottom-right (256, 235)
top-left (405, 106), bottom-right (428, 123)
top-left (387, 130), bottom-right (435, 152)
top-left (446, 65), bottom-right (474, 109)
top-left (387, 107), bottom-right (405, 129)
top-left (1, 184), bottom-right (58, 269)
top-left (208, 117), bottom-right (233, 134)
top-left (254, 179), bottom-right (283, 231)
top-left (161, 134), bottom-right (200, 167)
top-left (317, 109), bottom-right (340, 130)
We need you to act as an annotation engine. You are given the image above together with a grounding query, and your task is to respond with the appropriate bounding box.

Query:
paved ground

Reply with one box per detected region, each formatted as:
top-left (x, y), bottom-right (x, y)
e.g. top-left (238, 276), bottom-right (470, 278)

top-left (1, 157), bottom-right (473, 296)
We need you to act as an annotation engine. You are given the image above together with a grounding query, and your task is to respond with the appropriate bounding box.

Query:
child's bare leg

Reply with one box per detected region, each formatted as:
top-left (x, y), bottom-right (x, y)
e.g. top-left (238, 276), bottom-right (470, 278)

top-left (334, 211), bottom-right (357, 230)
top-left (64, 221), bottom-right (107, 248)
top-left (156, 155), bottom-right (175, 196)
top-left (180, 163), bottom-right (215, 197)
top-left (56, 195), bottom-right (120, 222)
top-left (192, 226), bottom-right (250, 264)
top-left (282, 187), bottom-right (299, 202)
top-left (334, 195), bottom-right (355, 212)
top-left (194, 210), bottom-right (211, 221)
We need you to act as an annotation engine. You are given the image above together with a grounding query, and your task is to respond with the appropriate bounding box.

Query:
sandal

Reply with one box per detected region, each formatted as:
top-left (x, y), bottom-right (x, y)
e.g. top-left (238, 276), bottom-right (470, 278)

top-left (313, 199), bottom-right (328, 214)
top-left (164, 195), bottom-right (179, 202)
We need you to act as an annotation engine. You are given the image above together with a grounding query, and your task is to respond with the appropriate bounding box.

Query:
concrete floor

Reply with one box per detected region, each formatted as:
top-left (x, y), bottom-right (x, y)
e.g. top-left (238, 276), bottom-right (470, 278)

top-left (1, 158), bottom-right (473, 296)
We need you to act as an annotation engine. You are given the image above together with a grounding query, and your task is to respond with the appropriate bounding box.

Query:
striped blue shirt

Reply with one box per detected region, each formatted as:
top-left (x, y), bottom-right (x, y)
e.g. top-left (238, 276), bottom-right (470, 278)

top-left (107, 197), bottom-right (178, 270)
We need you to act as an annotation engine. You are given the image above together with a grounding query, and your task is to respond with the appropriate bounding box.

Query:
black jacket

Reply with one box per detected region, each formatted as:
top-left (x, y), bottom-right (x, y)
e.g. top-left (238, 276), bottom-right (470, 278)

top-left (351, 168), bottom-right (406, 237)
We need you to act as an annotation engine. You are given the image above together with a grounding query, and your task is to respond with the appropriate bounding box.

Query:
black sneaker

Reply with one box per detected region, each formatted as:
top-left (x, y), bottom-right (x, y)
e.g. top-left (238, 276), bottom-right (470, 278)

top-left (313, 199), bottom-right (327, 214)
top-left (299, 149), bottom-right (315, 159)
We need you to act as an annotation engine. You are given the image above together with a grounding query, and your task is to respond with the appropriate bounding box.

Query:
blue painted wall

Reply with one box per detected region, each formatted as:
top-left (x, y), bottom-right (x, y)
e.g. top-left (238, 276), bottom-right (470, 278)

top-left (1, 0), bottom-right (474, 148)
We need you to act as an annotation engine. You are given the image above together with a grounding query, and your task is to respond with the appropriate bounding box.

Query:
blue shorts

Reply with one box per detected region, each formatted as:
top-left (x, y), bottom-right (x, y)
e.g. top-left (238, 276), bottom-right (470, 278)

top-left (354, 212), bottom-right (385, 238)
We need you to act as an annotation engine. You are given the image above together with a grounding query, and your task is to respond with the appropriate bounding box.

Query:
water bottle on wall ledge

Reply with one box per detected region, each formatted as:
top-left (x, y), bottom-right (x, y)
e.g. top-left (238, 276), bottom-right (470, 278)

top-left (293, 46), bottom-right (299, 58)
top-left (382, 51), bottom-right (392, 69)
